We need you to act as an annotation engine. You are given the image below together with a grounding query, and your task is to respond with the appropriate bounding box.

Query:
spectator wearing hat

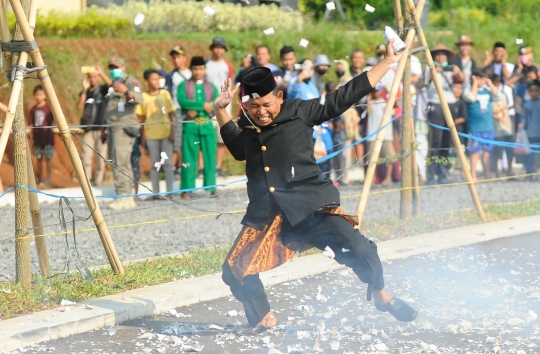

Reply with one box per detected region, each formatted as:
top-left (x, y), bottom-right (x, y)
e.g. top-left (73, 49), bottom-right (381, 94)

top-left (483, 42), bottom-right (514, 82)
top-left (450, 35), bottom-right (477, 83)
top-left (101, 56), bottom-right (143, 210)
top-left (206, 37), bottom-right (234, 178)
top-left (313, 54), bottom-right (330, 96)
top-left (424, 44), bottom-right (463, 184)
top-left (177, 56), bottom-right (220, 200)
top-left (166, 46), bottom-right (192, 176)
top-left (77, 65), bottom-right (110, 187)
top-left (375, 43), bottom-right (387, 63)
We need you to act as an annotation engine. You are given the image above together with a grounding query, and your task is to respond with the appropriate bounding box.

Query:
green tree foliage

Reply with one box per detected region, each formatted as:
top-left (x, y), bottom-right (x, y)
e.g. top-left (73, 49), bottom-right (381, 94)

top-left (302, 0), bottom-right (396, 27)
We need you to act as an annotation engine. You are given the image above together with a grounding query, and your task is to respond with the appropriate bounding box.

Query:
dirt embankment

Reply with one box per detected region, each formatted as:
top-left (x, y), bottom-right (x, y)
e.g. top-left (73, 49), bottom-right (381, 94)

top-left (1, 38), bottom-right (211, 191)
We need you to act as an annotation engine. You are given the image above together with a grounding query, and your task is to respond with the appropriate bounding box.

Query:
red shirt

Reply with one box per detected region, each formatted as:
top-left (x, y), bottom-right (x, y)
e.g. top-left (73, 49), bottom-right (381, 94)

top-left (28, 103), bottom-right (54, 147)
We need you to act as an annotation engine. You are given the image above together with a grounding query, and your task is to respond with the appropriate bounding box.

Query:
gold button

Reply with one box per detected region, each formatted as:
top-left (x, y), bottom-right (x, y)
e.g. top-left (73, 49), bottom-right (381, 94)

top-left (269, 187), bottom-right (275, 192)
top-left (264, 167), bottom-right (270, 172)
top-left (256, 129), bottom-right (261, 133)
top-left (261, 146), bottom-right (267, 151)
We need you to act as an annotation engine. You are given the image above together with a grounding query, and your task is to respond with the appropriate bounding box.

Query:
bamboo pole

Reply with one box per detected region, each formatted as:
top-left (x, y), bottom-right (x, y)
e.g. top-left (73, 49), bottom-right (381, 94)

top-left (404, 0), bottom-right (485, 220)
top-left (411, 120), bottom-right (420, 216)
top-left (399, 0), bottom-right (413, 218)
top-left (355, 0), bottom-right (425, 228)
top-left (26, 137), bottom-right (50, 277)
top-left (0, 0), bottom-right (50, 278)
top-left (393, 0), bottom-right (403, 35)
top-left (11, 0), bottom-right (32, 286)
top-left (9, 0), bottom-right (124, 274)
top-left (400, 55), bottom-right (413, 218)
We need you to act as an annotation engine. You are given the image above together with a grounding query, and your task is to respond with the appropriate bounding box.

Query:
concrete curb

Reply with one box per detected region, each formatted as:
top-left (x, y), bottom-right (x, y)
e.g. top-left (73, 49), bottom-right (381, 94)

top-left (2, 214), bottom-right (539, 352)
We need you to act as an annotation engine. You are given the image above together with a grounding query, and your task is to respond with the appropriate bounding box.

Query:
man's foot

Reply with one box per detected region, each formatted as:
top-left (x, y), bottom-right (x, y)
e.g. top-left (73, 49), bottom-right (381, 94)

top-left (210, 191), bottom-right (221, 199)
top-left (216, 167), bottom-right (228, 178)
top-left (108, 197), bottom-right (136, 210)
top-left (180, 192), bottom-right (191, 200)
top-left (234, 311), bottom-right (277, 335)
top-left (380, 178), bottom-right (392, 186)
top-left (375, 297), bottom-right (418, 322)
top-left (438, 177), bottom-right (452, 185)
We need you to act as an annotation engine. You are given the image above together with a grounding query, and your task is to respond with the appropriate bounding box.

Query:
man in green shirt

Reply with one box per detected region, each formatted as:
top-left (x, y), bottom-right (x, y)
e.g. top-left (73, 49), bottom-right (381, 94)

top-left (177, 56), bottom-right (219, 199)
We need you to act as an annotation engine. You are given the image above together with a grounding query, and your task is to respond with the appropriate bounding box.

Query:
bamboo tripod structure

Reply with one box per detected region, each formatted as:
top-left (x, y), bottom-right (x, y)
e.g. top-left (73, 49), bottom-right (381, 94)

top-left (355, 0), bottom-right (485, 227)
top-left (0, 0), bottom-right (50, 279)
top-left (0, 0), bottom-right (124, 278)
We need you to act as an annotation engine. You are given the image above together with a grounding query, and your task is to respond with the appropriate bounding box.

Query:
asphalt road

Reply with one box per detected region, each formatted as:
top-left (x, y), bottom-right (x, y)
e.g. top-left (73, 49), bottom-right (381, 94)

top-left (12, 232), bottom-right (540, 354)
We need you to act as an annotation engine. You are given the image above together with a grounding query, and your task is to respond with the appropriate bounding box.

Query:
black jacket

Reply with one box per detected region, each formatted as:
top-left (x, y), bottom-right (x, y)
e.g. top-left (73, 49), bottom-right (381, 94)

top-left (449, 56), bottom-right (477, 77)
top-left (221, 72), bottom-right (374, 230)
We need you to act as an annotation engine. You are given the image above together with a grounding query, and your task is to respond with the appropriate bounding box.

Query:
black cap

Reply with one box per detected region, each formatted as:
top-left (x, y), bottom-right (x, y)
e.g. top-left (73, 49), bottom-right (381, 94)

top-left (493, 42), bottom-right (505, 49)
top-left (472, 68), bottom-right (487, 78)
top-left (242, 67), bottom-right (276, 99)
top-left (210, 37), bottom-right (228, 51)
top-left (190, 56), bottom-right (206, 67)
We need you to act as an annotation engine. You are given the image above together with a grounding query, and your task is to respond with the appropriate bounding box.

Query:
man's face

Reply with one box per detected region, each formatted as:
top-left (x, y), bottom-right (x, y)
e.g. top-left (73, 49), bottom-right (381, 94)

top-left (526, 71), bottom-right (538, 82)
top-left (434, 52), bottom-right (448, 65)
top-left (452, 83), bottom-right (463, 98)
top-left (172, 53), bottom-right (187, 69)
top-left (146, 73), bottom-right (160, 91)
top-left (458, 43), bottom-right (472, 56)
top-left (211, 45), bottom-right (226, 59)
top-left (34, 90), bottom-right (46, 104)
top-left (256, 47), bottom-right (271, 67)
top-left (88, 72), bottom-right (100, 87)
top-left (281, 52), bottom-right (296, 71)
top-left (191, 65), bottom-right (206, 80)
top-left (475, 76), bottom-right (487, 87)
top-left (350, 52), bottom-right (365, 70)
top-left (493, 47), bottom-right (505, 62)
top-left (247, 90), bottom-right (283, 126)
top-left (528, 85), bottom-right (540, 100)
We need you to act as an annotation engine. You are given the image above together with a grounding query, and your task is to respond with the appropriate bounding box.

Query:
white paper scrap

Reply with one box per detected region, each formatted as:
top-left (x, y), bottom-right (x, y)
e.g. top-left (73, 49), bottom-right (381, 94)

top-left (203, 6), bottom-right (215, 17)
top-left (365, 4), bottom-right (375, 12)
top-left (134, 13), bottom-right (145, 26)
top-left (323, 246), bottom-right (335, 259)
top-left (263, 27), bottom-right (275, 35)
top-left (516, 38), bottom-right (524, 44)
top-left (326, 2), bottom-right (335, 10)
top-left (299, 38), bottom-right (309, 48)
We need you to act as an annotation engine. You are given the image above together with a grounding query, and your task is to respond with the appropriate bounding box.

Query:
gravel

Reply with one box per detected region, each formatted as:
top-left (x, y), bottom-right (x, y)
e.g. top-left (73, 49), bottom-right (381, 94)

top-left (1, 171), bottom-right (539, 280)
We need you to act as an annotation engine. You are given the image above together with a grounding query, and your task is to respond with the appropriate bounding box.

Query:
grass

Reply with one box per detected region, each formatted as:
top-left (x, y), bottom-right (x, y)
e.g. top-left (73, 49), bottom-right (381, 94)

top-left (1, 198), bottom-right (540, 320)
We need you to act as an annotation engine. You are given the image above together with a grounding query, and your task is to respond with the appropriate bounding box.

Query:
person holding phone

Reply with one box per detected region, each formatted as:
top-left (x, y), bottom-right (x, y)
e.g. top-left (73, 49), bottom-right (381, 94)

top-left (424, 44), bottom-right (464, 184)
top-left (101, 57), bottom-right (143, 210)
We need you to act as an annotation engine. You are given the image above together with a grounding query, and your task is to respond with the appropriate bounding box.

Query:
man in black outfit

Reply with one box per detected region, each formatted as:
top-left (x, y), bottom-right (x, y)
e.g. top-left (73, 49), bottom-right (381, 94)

top-left (214, 39), bottom-right (417, 334)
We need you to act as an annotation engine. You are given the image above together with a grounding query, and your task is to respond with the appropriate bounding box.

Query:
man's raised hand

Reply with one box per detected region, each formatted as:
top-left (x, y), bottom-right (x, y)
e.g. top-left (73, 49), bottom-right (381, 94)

top-left (214, 78), bottom-right (241, 110)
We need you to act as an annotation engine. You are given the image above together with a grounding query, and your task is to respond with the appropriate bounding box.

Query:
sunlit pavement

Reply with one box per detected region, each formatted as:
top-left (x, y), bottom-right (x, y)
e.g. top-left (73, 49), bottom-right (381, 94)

top-left (14, 233), bottom-right (540, 354)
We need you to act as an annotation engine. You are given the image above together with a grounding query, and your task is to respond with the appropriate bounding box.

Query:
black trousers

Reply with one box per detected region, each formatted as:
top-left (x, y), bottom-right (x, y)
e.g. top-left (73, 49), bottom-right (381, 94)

top-left (222, 212), bottom-right (385, 325)
top-left (428, 103), bottom-right (452, 180)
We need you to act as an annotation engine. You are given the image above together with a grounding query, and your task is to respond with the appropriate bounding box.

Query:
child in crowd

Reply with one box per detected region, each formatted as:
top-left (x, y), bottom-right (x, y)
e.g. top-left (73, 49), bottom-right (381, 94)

top-left (366, 82), bottom-right (395, 185)
top-left (27, 85), bottom-right (54, 187)
top-left (463, 69), bottom-right (499, 181)
top-left (136, 69), bottom-right (176, 199)
top-left (521, 80), bottom-right (540, 179)
top-left (489, 74), bottom-right (515, 177)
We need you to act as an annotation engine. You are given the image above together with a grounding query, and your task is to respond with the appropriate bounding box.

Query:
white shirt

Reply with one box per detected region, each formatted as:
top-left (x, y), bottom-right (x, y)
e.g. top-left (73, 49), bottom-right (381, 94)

top-left (367, 98), bottom-right (393, 141)
top-left (171, 69), bottom-right (192, 108)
